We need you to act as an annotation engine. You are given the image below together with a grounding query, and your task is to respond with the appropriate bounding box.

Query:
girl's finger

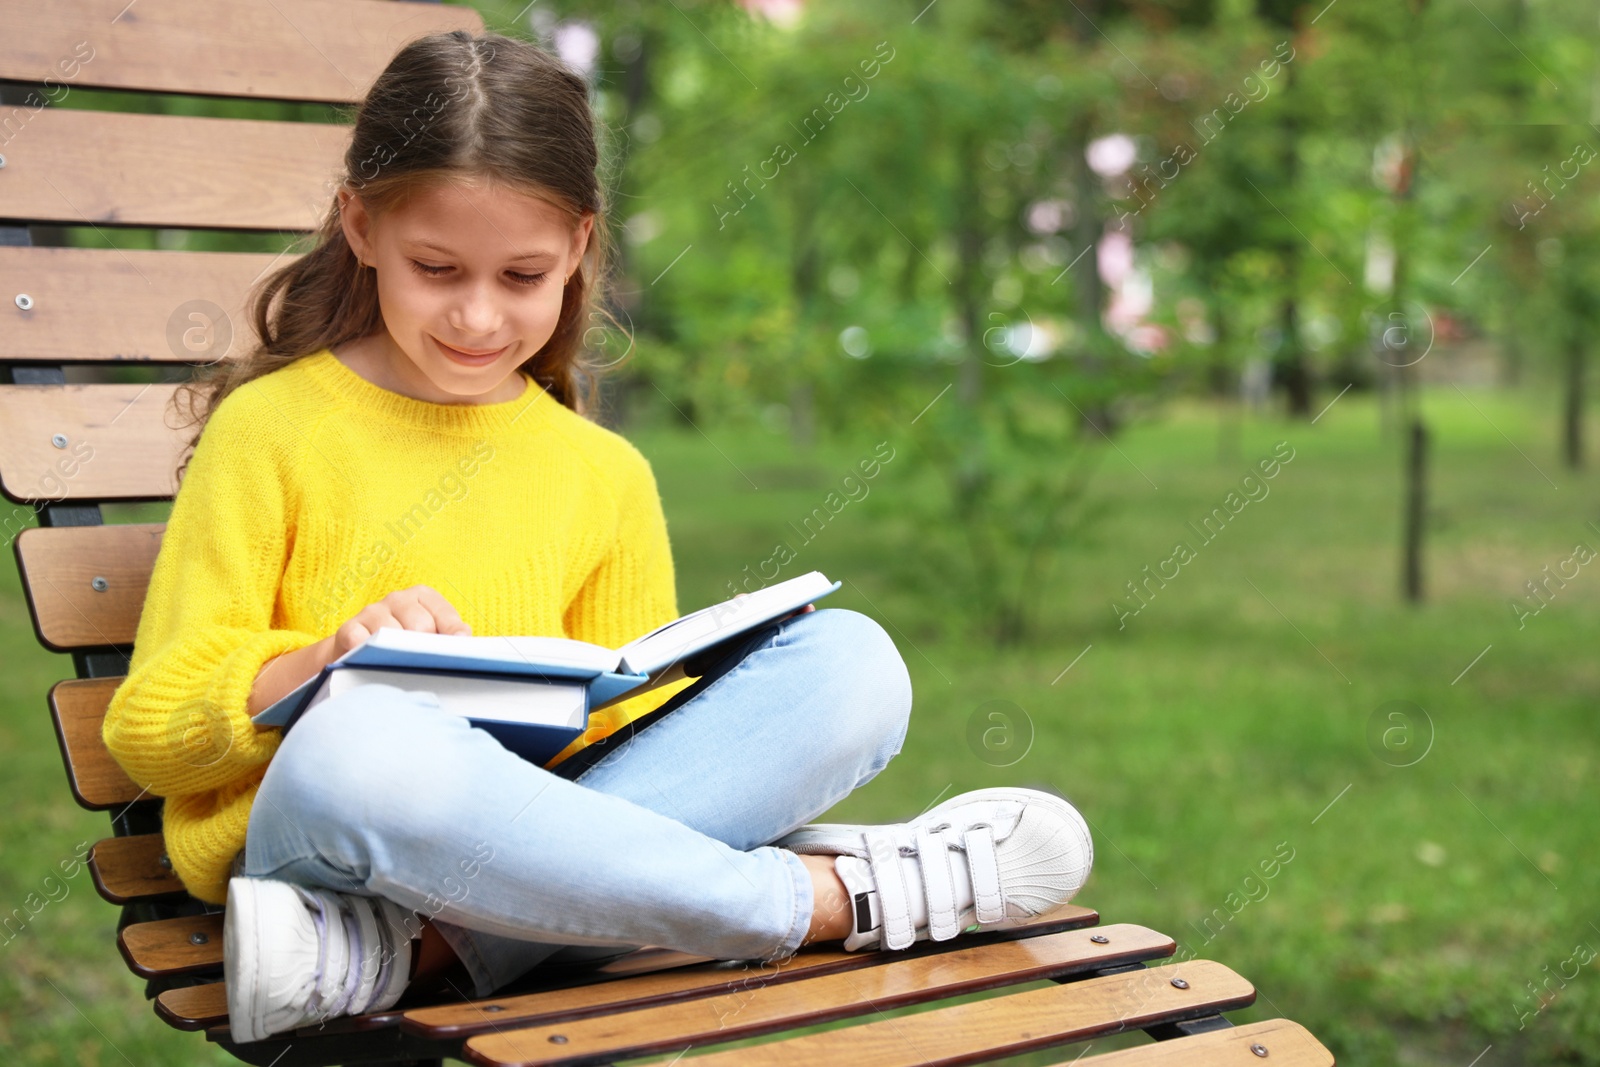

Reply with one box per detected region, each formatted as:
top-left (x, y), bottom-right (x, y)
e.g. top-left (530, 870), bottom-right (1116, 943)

top-left (414, 585), bottom-right (470, 634)
top-left (342, 621), bottom-right (372, 650)
top-left (392, 602), bottom-right (438, 633)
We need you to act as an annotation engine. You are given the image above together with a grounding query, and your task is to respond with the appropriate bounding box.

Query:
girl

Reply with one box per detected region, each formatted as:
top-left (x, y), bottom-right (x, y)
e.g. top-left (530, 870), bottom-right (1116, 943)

top-left (101, 30), bottom-right (1093, 1045)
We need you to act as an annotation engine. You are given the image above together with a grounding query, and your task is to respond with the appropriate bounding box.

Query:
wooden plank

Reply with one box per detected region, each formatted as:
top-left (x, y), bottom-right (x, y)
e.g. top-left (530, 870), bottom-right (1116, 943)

top-left (119, 913), bottom-right (225, 978)
top-left (159, 951), bottom-right (713, 1037)
top-left (582, 960), bottom-right (1258, 1067)
top-left (49, 677), bottom-right (146, 810)
top-left (406, 907), bottom-right (1103, 1040)
top-left (0, 246), bottom-right (285, 365)
top-left (0, 0), bottom-right (483, 104)
top-left (89, 833), bottom-right (186, 905)
top-left (167, 946), bottom-right (737, 1039)
top-left (0, 387), bottom-right (186, 503)
top-left (0, 108), bottom-right (348, 230)
top-left (1073, 1019), bottom-right (1335, 1066)
top-left (156, 982), bottom-right (229, 1032)
top-left (17, 525), bottom-right (164, 648)
top-left (461, 926), bottom-right (1198, 1067)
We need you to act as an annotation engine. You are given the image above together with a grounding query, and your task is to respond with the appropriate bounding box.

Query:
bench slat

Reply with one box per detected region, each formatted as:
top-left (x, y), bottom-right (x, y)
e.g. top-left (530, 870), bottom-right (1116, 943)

top-left (156, 982), bottom-right (230, 1032)
top-left (49, 677), bottom-right (146, 810)
top-left (166, 949), bottom-right (722, 1036)
top-left (1072, 1019), bottom-right (1335, 1066)
top-left (18, 525), bottom-right (164, 647)
top-left (119, 913), bottom-right (225, 978)
top-left (89, 833), bottom-right (186, 904)
top-left (166, 945), bottom-right (776, 1037)
top-left (405, 907), bottom-right (1104, 1040)
top-left (1, 108), bottom-right (347, 230)
top-left (0, 247), bottom-right (284, 365)
top-left (573, 960), bottom-right (1256, 1067)
top-left (1, 0), bottom-right (482, 104)
top-left (460, 926), bottom-right (1191, 1067)
top-left (156, 947), bottom-right (735, 1036)
top-left (0, 387), bottom-right (184, 504)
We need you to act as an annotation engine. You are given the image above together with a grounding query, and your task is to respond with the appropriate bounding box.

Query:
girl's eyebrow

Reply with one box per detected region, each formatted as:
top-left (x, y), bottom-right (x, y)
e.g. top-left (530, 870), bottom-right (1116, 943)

top-left (407, 239), bottom-right (559, 263)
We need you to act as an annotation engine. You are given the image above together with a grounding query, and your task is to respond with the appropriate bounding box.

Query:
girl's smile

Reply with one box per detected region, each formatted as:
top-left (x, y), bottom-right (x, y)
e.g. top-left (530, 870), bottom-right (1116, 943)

top-left (336, 177), bottom-right (594, 405)
top-left (432, 336), bottom-right (511, 366)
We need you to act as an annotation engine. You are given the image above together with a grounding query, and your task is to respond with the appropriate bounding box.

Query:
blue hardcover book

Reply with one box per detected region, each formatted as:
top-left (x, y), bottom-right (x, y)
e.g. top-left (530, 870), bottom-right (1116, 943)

top-left (251, 570), bottom-right (841, 765)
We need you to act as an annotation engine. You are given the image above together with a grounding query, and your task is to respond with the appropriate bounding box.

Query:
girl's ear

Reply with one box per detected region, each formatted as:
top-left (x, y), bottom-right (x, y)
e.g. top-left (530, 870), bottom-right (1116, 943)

top-left (338, 185), bottom-right (375, 266)
top-left (569, 212), bottom-right (595, 271)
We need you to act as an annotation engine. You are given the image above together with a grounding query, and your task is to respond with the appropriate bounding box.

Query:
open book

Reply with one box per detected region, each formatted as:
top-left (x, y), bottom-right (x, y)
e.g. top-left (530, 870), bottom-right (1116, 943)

top-left (251, 570), bottom-right (841, 766)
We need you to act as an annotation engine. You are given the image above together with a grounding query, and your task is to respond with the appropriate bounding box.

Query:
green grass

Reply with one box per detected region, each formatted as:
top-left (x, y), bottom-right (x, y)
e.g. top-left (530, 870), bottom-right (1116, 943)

top-left (3, 385), bottom-right (1597, 1064)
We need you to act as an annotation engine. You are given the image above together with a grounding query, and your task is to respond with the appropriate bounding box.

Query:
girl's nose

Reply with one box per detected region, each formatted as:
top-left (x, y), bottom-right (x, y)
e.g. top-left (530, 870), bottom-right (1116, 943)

top-left (448, 281), bottom-right (503, 336)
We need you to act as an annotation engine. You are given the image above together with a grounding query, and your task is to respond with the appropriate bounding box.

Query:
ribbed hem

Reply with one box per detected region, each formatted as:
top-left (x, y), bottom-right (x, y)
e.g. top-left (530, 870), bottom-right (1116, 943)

top-left (165, 775), bottom-right (266, 904)
top-left (300, 348), bottom-right (553, 436)
top-left (210, 628), bottom-right (326, 766)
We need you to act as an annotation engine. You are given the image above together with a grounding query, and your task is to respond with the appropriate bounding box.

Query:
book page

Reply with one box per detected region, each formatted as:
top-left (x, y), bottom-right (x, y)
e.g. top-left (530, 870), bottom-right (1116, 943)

top-left (351, 628), bottom-right (622, 674)
top-left (618, 570), bottom-right (837, 676)
top-left (323, 667), bottom-right (588, 728)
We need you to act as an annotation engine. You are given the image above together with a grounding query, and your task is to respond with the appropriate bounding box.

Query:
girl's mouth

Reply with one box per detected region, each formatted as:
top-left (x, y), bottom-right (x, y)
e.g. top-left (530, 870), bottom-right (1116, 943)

top-left (433, 337), bottom-right (509, 366)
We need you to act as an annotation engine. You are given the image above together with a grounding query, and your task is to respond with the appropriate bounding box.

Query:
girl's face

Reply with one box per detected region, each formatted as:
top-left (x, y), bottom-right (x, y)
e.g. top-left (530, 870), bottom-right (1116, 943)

top-left (337, 178), bottom-right (593, 405)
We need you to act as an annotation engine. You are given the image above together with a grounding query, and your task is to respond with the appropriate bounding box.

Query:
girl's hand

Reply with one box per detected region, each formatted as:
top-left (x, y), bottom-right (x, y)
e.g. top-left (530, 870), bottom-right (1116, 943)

top-left (332, 584), bottom-right (473, 659)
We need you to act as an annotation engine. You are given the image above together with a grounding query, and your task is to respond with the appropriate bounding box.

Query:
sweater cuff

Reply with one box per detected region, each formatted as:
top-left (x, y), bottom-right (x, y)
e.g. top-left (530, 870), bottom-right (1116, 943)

top-left (207, 628), bottom-right (326, 766)
top-left (163, 776), bottom-right (262, 905)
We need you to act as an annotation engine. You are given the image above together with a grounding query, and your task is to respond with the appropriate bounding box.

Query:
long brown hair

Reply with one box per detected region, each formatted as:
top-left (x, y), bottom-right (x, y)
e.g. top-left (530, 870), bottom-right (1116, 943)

top-left (172, 30), bottom-right (617, 478)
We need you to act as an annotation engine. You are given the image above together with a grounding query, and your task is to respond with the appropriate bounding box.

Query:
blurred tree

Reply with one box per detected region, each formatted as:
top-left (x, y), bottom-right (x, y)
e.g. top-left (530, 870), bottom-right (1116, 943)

top-left (520, 0), bottom-right (1598, 621)
top-left (621, 0), bottom-right (1172, 643)
top-left (1254, 0), bottom-right (1315, 418)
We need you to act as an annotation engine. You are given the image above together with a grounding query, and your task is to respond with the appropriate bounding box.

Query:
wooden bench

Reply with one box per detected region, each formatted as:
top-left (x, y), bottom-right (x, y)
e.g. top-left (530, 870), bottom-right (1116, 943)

top-left (0, 1), bottom-right (1338, 1063)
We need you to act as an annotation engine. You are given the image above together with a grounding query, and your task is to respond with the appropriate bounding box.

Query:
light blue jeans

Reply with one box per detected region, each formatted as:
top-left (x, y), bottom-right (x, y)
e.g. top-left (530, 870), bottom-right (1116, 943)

top-left (241, 608), bottom-right (913, 997)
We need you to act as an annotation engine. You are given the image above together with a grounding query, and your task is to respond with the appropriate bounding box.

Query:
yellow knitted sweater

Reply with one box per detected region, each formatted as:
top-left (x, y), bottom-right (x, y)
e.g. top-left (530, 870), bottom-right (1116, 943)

top-left (102, 348), bottom-right (690, 905)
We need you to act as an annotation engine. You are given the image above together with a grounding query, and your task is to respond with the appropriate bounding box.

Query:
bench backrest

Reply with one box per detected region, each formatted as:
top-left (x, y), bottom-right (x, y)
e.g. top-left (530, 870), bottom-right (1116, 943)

top-left (0, 0), bottom-right (485, 941)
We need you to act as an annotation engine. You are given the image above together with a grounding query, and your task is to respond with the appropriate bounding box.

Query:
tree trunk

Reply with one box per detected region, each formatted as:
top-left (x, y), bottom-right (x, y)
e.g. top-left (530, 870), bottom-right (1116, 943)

top-left (597, 31), bottom-right (655, 431)
top-left (1273, 65), bottom-right (1312, 419)
top-left (788, 186), bottom-right (821, 451)
top-left (1564, 332), bottom-right (1585, 468)
top-left (1210, 298), bottom-right (1239, 462)
top-left (954, 133), bottom-right (986, 409)
top-left (1390, 130), bottom-right (1425, 603)
top-left (1064, 111), bottom-right (1118, 437)
top-left (1402, 418), bottom-right (1427, 602)
top-left (1276, 295), bottom-right (1312, 416)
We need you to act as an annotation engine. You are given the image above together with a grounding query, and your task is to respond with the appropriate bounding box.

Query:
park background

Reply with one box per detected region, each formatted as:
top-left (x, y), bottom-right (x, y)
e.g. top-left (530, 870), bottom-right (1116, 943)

top-left (3, 0), bottom-right (1599, 1062)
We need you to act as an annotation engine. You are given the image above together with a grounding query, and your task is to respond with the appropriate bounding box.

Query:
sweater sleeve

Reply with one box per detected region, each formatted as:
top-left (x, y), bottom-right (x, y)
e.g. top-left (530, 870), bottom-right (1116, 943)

top-left (101, 388), bottom-right (324, 798)
top-left (557, 445), bottom-right (691, 751)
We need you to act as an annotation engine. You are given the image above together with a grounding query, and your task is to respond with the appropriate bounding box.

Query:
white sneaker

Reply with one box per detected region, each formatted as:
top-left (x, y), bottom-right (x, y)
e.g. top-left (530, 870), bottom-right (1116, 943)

top-left (774, 787), bottom-right (1093, 951)
top-left (224, 877), bottom-right (417, 1043)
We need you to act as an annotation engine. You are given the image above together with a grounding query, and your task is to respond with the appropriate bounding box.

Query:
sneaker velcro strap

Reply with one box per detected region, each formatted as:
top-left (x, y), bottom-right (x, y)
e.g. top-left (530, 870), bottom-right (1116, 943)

top-left (917, 824), bottom-right (961, 940)
top-left (964, 824), bottom-right (1006, 924)
top-left (293, 886), bottom-right (339, 1022)
top-left (366, 904), bottom-right (397, 1015)
top-left (367, 900), bottom-right (416, 1014)
top-left (326, 897), bottom-right (367, 1022)
top-left (863, 828), bottom-right (915, 949)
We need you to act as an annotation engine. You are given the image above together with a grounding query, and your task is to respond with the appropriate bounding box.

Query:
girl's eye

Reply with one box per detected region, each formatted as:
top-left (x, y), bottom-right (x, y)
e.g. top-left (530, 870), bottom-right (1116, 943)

top-left (408, 260), bottom-right (549, 287)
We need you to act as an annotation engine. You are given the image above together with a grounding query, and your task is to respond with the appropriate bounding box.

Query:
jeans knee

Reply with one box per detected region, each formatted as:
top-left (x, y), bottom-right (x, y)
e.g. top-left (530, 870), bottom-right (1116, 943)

top-left (802, 608), bottom-right (912, 759)
top-left (261, 684), bottom-right (448, 830)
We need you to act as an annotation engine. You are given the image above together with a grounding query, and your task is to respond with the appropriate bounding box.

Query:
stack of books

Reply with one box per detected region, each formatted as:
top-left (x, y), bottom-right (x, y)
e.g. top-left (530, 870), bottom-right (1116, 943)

top-left (250, 571), bottom-right (841, 766)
